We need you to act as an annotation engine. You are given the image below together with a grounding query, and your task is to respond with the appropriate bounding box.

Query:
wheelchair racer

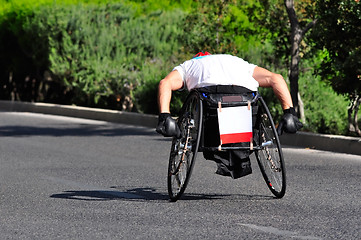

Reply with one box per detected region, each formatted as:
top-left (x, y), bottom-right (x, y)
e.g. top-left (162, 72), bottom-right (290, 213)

top-left (156, 52), bottom-right (303, 178)
top-left (157, 52), bottom-right (302, 137)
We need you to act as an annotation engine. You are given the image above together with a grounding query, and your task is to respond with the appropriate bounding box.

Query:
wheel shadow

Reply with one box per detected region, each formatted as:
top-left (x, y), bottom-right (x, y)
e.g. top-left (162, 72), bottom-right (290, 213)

top-left (50, 187), bottom-right (169, 202)
top-left (0, 124), bottom-right (157, 137)
top-left (50, 186), bottom-right (274, 202)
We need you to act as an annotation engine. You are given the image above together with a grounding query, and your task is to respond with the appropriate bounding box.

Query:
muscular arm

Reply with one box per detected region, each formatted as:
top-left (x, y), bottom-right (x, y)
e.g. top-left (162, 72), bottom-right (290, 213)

top-left (158, 70), bottom-right (184, 113)
top-left (252, 66), bottom-right (293, 110)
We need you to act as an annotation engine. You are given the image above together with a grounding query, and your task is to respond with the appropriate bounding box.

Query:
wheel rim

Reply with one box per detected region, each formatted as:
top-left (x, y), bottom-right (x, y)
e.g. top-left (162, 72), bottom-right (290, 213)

top-left (169, 136), bottom-right (194, 197)
top-left (168, 93), bottom-right (202, 201)
top-left (255, 99), bottom-right (286, 198)
top-left (256, 116), bottom-right (284, 194)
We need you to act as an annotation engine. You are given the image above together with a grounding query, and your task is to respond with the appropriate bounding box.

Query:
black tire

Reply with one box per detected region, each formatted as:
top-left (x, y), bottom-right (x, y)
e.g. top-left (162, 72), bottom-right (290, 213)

top-left (254, 97), bottom-right (286, 198)
top-left (167, 91), bottom-right (203, 202)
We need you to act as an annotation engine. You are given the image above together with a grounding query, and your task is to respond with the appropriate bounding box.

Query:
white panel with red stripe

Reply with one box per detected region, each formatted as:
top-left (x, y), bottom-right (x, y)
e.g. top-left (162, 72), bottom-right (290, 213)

top-left (217, 103), bottom-right (252, 147)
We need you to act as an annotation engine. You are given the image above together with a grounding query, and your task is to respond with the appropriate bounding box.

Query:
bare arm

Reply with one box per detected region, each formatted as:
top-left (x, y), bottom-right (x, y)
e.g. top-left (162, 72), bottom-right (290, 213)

top-left (252, 66), bottom-right (293, 110)
top-left (158, 70), bottom-right (184, 113)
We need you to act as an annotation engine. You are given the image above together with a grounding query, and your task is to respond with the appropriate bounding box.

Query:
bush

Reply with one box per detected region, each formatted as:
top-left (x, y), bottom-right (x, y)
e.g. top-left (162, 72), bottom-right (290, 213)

top-left (258, 59), bottom-right (349, 136)
top-left (0, 2), bottom-right (186, 110)
top-left (299, 69), bottom-right (348, 135)
top-left (0, 0), bottom-right (352, 136)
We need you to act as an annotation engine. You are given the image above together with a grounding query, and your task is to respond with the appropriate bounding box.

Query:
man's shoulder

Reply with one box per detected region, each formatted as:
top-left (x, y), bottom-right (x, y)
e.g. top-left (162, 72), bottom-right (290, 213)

top-left (181, 54), bottom-right (243, 68)
top-left (205, 54), bottom-right (244, 63)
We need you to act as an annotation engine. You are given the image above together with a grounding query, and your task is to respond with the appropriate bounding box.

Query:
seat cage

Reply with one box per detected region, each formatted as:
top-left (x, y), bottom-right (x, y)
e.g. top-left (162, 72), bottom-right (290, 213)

top-left (167, 85), bottom-right (286, 201)
top-left (192, 85), bottom-right (262, 152)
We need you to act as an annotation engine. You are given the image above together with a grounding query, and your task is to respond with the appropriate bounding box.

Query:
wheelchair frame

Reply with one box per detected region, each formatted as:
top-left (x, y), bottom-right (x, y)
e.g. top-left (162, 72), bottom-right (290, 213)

top-left (167, 87), bottom-right (286, 202)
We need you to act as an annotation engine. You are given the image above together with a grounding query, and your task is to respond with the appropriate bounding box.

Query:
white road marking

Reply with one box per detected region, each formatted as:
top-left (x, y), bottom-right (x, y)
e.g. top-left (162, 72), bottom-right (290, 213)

top-left (1, 112), bottom-right (108, 125)
top-left (283, 147), bottom-right (361, 162)
top-left (239, 224), bottom-right (322, 240)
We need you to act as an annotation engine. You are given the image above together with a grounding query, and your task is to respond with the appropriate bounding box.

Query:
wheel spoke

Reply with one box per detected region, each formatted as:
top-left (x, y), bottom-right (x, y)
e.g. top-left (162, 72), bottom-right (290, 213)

top-left (255, 97), bottom-right (286, 198)
top-left (167, 92), bottom-right (202, 201)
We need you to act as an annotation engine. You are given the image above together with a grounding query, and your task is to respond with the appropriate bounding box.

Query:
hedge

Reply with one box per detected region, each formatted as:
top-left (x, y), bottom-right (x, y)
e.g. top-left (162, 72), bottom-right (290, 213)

top-left (0, 0), bottom-right (351, 135)
top-left (0, 1), bottom-right (186, 112)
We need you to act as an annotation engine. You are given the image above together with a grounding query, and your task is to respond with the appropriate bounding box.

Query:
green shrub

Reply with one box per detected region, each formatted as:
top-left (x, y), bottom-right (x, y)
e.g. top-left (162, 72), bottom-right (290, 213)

top-left (258, 60), bottom-right (349, 136)
top-left (43, 4), bottom-right (185, 109)
top-left (133, 56), bottom-right (188, 115)
top-left (299, 69), bottom-right (348, 135)
top-left (0, 2), bottom-right (186, 110)
top-left (0, 0), bottom-right (352, 136)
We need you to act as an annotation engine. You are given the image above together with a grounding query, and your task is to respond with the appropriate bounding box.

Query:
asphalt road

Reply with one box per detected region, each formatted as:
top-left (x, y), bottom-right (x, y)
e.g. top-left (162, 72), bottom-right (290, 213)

top-left (0, 112), bottom-right (360, 240)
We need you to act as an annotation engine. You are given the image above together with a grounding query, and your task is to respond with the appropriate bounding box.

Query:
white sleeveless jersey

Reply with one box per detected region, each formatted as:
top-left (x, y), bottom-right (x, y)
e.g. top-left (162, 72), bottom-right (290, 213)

top-left (173, 54), bottom-right (259, 91)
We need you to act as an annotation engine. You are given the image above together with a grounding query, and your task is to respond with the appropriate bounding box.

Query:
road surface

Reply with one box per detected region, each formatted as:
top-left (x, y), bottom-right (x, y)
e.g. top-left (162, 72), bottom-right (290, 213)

top-left (0, 112), bottom-right (360, 239)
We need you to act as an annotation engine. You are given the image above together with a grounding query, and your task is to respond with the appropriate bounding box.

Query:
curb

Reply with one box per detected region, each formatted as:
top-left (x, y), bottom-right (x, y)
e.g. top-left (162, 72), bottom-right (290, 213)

top-left (279, 131), bottom-right (361, 156)
top-left (0, 100), bottom-right (158, 128)
top-left (1, 100), bottom-right (360, 156)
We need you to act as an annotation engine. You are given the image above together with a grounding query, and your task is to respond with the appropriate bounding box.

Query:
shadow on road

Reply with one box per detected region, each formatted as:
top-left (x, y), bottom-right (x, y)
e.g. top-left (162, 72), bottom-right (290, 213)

top-left (50, 187), bottom-right (274, 202)
top-left (0, 125), bottom-right (157, 137)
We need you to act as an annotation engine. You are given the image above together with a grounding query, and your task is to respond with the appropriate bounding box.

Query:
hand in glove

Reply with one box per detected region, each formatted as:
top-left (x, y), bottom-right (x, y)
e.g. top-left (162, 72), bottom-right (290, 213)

top-left (156, 113), bottom-right (181, 138)
top-left (277, 107), bottom-right (303, 136)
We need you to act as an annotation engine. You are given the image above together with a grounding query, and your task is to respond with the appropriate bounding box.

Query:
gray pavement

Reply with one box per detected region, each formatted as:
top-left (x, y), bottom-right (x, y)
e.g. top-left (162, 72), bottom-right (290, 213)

top-left (0, 112), bottom-right (360, 239)
top-left (1, 100), bottom-right (360, 155)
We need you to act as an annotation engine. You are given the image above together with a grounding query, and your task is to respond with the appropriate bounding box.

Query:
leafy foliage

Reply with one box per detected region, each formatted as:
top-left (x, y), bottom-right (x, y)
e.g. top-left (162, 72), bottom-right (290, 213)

top-left (0, 0), bottom-right (357, 135)
top-left (182, 0), bottom-right (268, 62)
top-left (312, 0), bottom-right (361, 135)
top-left (0, 1), bottom-right (185, 111)
top-left (313, 0), bottom-right (361, 96)
top-left (298, 59), bottom-right (348, 134)
top-left (258, 0), bottom-right (317, 67)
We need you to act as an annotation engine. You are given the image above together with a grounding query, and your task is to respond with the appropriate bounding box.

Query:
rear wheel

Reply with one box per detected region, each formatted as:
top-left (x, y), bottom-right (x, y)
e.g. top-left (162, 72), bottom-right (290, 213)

top-left (167, 91), bottom-right (203, 202)
top-left (254, 97), bottom-right (286, 198)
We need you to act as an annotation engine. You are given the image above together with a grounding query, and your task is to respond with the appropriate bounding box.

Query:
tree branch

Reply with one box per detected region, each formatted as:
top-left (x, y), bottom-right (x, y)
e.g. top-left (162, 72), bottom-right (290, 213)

top-left (302, 19), bottom-right (318, 36)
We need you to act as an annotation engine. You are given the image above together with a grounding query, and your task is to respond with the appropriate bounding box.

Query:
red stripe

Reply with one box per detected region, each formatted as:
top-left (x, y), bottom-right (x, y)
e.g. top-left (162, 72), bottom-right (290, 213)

top-left (220, 132), bottom-right (253, 144)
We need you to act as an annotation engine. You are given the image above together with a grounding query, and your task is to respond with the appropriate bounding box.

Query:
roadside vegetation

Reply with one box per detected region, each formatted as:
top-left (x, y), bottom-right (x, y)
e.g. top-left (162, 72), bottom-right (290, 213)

top-left (0, 0), bottom-right (359, 136)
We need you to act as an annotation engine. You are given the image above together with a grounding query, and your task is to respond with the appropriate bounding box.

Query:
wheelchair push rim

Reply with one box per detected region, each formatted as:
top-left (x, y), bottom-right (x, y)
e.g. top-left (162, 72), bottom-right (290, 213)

top-left (167, 92), bottom-right (203, 202)
top-left (254, 97), bottom-right (286, 198)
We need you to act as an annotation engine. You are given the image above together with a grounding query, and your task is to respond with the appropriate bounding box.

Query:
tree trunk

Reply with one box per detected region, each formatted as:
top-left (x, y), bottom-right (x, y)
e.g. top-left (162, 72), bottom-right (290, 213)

top-left (298, 92), bottom-right (305, 123)
top-left (348, 94), bottom-right (361, 136)
top-left (284, 0), bottom-right (317, 116)
top-left (289, 27), bottom-right (302, 111)
top-left (348, 110), bottom-right (354, 132)
top-left (348, 97), bottom-right (356, 132)
top-left (354, 95), bottom-right (361, 136)
top-left (285, 0), bottom-right (300, 111)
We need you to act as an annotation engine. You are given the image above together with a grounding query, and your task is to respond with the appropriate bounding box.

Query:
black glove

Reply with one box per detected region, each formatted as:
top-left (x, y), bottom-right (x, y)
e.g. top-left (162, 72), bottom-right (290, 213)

top-left (277, 107), bottom-right (303, 136)
top-left (156, 113), bottom-right (181, 138)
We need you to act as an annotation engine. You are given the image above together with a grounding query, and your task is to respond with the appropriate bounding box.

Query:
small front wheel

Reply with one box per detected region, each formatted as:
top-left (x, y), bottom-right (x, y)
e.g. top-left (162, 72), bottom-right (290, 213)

top-left (167, 91), bottom-right (203, 202)
top-left (254, 97), bottom-right (286, 198)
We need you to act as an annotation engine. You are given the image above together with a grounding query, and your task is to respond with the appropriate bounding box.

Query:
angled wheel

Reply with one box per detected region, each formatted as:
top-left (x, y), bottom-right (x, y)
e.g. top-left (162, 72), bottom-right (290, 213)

top-left (254, 97), bottom-right (286, 198)
top-left (167, 91), bottom-right (203, 202)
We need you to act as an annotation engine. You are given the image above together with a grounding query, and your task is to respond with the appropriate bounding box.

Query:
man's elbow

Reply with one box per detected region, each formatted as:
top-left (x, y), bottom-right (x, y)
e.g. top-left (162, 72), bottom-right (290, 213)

top-left (271, 73), bottom-right (286, 86)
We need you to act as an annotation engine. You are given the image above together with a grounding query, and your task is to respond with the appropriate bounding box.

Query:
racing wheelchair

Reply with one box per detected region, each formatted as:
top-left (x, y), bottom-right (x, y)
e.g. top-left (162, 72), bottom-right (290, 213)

top-left (167, 85), bottom-right (286, 202)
